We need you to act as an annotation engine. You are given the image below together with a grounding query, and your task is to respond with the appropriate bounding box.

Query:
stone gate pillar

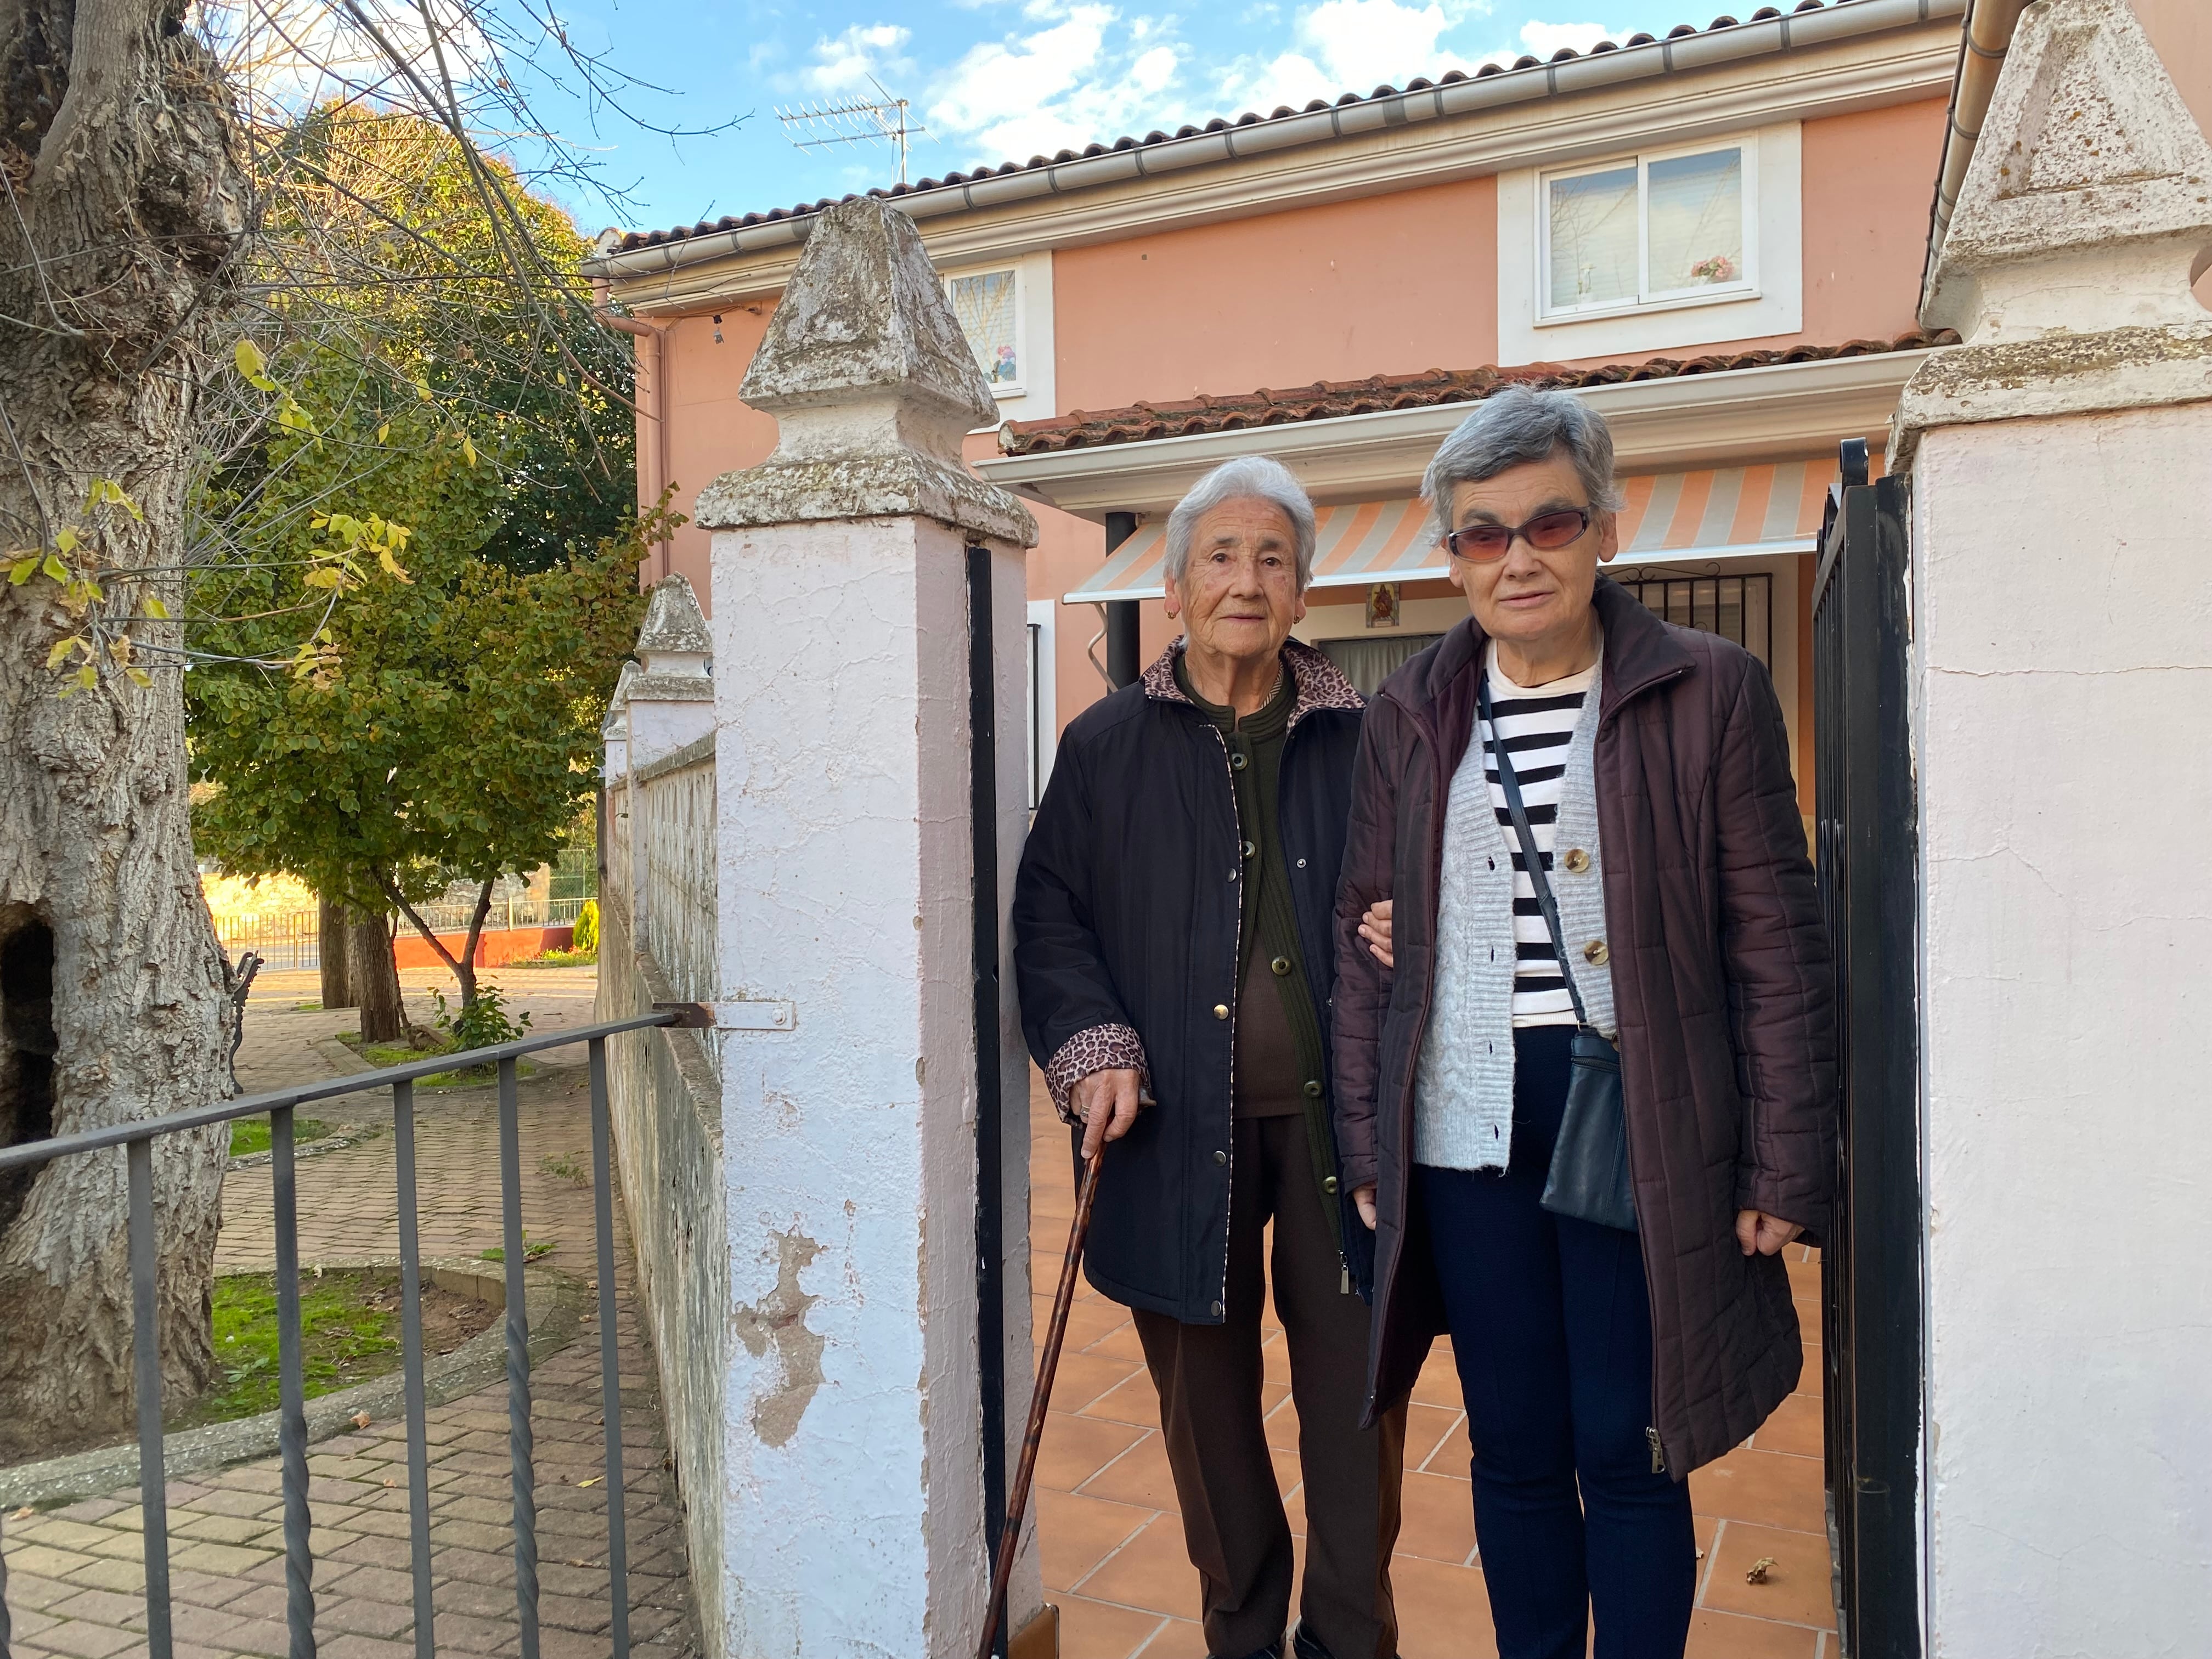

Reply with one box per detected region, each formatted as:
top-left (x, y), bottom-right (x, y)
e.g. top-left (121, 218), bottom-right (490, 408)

top-left (1893, 0), bottom-right (2212, 1649)
top-left (691, 198), bottom-right (1043, 1657)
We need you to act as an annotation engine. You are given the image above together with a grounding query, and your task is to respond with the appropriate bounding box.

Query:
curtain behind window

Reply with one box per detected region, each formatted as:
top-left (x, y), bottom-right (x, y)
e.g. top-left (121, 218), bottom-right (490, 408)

top-left (1317, 634), bottom-right (1446, 699)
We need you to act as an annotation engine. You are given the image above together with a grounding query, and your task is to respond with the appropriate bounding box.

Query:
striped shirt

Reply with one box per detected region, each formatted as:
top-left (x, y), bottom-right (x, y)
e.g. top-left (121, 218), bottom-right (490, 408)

top-left (1481, 641), bottom-right (1599, 1028)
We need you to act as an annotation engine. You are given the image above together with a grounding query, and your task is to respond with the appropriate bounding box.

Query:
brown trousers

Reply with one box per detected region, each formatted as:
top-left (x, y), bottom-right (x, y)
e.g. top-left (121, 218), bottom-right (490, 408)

top-left (1132, 1114), bottom-right (1407, 1659)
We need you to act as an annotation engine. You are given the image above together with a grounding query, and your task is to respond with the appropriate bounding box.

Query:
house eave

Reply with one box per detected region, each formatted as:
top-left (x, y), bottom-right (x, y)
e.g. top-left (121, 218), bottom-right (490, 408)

top-left (972, 348), bottom-right (1936, 519)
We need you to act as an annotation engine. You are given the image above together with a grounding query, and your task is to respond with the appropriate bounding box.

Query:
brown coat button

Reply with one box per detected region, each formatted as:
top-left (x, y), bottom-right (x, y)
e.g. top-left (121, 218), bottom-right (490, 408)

top-left (1213, 1003), bottom-right (1229, 1019)
top-left (1584, 940), bottom-right (1610, 966)
top-left (1563, 848), bottom-right (1591, 874)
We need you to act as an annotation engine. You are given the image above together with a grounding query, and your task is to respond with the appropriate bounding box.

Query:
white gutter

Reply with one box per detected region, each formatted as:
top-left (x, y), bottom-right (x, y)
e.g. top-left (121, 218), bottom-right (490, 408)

top-left (1922, 0), bottom-right (2031, 301)
top-left (586, 0), bottom-right (1961, 285)
top-left (979, 348), bottom-right (1937, 520)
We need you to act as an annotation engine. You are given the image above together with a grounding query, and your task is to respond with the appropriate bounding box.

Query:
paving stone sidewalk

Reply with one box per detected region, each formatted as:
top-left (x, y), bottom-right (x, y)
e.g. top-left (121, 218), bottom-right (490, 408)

top-left (1, 973), bottom-right (700, 1659)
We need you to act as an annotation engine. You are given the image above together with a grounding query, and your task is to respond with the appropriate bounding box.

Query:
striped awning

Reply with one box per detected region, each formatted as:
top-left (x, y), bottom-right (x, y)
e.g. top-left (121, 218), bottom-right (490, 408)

top-left (1062, 460), bottom-right (1832, 602)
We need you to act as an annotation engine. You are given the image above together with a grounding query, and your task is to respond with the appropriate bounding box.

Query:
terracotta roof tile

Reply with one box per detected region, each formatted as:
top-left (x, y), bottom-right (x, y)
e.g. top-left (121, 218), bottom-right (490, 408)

top-left (996, 331), bottom-right (1958, 455)
top-left (611, 0), bottom-right (1872, 253)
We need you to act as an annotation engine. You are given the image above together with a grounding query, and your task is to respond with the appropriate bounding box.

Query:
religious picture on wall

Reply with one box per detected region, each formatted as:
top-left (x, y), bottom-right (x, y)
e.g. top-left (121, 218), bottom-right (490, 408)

top-left (950, 270), bottom-right (1020, 388)
top-left (1366, 582), bottom-right (1401, 628)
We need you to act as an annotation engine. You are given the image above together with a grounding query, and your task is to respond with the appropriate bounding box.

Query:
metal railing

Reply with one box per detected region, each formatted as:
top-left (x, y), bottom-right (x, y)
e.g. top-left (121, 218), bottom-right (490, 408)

top-left (212, 896), bottom-right (595, 970)
top-left (0, 1011), bottom-right (676, 1659)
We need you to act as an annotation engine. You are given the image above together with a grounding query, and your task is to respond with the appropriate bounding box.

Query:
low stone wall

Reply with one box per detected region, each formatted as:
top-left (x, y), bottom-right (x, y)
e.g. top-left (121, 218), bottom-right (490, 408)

top-left (595, 861), bottom-right (729, 1659)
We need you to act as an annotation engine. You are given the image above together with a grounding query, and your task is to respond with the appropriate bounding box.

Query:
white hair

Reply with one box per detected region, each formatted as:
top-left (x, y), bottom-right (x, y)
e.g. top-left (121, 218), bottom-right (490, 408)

top-left (1163, 456), bottom-right (1318, 590)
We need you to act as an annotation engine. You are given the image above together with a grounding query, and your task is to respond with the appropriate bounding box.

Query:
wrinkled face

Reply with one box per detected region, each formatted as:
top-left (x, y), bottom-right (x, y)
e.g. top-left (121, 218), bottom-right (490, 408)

top-left (1165, 497), bottom-right (1307, 664)
top-left (1444, 450), bottom-right (1617, 651)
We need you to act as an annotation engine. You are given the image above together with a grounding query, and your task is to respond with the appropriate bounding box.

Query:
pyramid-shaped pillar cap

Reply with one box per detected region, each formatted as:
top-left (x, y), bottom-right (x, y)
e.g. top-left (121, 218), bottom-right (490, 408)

top-left (694, 199), bottom-right (1037, 546)
top-left (1924, 0), bottom-right (2212, 342)
top-left (631, 574), bottom-right (713, 701)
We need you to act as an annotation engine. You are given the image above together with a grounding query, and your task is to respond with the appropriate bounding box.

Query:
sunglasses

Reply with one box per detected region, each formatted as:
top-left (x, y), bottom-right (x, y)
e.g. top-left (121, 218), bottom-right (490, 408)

top-left (1441, 506), bottom-right (1595, 563)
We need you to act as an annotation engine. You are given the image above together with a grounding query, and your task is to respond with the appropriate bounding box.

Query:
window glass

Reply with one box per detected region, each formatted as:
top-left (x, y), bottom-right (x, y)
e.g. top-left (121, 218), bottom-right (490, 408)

top-left (949, 270), bottom-right (1020, 388)
top-left (1646, 148), bottom-right (1743, 292)
top-left (1548, 164), bottom-right (1638, 311)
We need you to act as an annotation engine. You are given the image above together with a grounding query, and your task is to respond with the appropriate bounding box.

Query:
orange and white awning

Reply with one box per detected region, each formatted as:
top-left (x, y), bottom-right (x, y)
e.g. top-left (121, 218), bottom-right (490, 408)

top-left (1061, 460), bottom-right (1834, 603)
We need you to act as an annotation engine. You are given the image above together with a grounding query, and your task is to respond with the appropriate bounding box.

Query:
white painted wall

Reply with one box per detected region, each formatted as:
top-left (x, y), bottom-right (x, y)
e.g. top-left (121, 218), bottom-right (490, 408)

top-left (709, 511), bottom-right (1034, 1658)
top-left (1912, 402), bottom-right (2212, 1654)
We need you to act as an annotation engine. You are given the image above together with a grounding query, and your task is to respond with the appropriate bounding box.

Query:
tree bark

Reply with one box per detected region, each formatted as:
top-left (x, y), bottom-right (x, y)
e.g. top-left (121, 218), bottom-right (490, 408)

top-left (0, 0), bottom-right (247, 1457)
top-left (348, 915), bottom-right (405, 1045)
top-left (319, 897), bottom-right (354, 1009)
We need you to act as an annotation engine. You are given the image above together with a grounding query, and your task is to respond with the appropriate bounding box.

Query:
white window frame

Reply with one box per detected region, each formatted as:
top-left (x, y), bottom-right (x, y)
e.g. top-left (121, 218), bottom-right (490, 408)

top-left (1496, 122), bottom-right (1801, 365)
top-left (1538, 138), bottom-right (1759, 324)
top-left (945, 263), bottom-right (1028, 398)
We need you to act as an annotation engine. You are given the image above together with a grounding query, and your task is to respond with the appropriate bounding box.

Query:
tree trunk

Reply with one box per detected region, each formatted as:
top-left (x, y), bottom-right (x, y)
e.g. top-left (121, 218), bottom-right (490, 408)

top-left (0, 0), bottom-right (248, 1457)
top-left (348, 915), bottom-right (406, 1045)
top-left (319, 898), bottom-right (354, 1009)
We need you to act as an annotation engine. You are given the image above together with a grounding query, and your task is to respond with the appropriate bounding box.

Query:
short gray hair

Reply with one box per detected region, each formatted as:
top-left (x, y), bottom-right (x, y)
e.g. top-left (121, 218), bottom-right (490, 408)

top-left (1423, 386), bottom-right (1625, 540)
top-left (1164, 456), bottom-right (1318, 591)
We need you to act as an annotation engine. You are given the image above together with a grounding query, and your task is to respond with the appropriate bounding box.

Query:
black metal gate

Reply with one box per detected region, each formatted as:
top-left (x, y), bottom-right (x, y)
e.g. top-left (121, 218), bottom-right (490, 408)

top-left (1812, 439), bottom-right (1922, 1658)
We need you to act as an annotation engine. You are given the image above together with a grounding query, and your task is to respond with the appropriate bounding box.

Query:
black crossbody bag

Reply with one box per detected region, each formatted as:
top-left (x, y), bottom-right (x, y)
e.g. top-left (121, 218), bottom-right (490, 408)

top-left (1481, 674), bottom-right (1637, 1233)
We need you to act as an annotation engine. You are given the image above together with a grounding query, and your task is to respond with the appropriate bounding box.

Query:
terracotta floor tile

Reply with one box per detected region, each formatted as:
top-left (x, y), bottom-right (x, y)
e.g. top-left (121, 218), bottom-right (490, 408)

top-left (1056, 1594), bottom-right (1169, 1659)
top-left (1036, 1415), bottom-right (1150, 1496)
top-left (1414, 1413), bottom-right (1470, 1480)
top-left (1083, 1318), bottom-right (1152, 1364)
top-left (1039, 1491), bottom-right (1158, 1593)
top-left (1262, 1395), bottom-right (1301, 1453)
top-left (1393, 1470), bottom-right (1476, 1566)
top-left (1075, 1516), bottom-right (1203, 1617)
top-left (1261, 1330), bottom-right (1291, 1389)
top-left (1080, 1368), bottom-right (1166, 1429)
top-left (1063, 1296), bottom-right (1142, 1355)
top-left (1389, 1554), bottom-right (1493, 1659)
top-left (1699, 1522), bottom-right (1837, 1630)
top-left (1784, 1259), bottom-right (1820, 1300)
top-left (1281, 1482), bottom-right (1306, 1539)
top-left (1132, 1615), bottom-right (1207, 1659)
top-left (1748, 1394), bottom-right (1822, 1459)
top-left (1075, 1432), bottom-right (1181, 1513)
top-left (1689, 1448), bottom-right (1825, 1534)
top-left (1058, 1353), bottom-right (1151, 1417)
top-left (1401, 1404), bottom-right (1462, 1473)
top-left (1685, 1607), bottom-right (1821, 1659)
top-left (1409, 1348), bottom-right (1463, 1410)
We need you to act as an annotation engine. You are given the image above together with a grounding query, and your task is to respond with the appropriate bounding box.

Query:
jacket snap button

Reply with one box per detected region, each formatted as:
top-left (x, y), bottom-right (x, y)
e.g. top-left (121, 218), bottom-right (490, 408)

top-left (1214, 1149), bottom-right (1227, 1166)
top-left (1229, 753), bottom-right (1249, 771)
top-left (1296, 857), bottom-right (1307, 868)
top-left (1303, 1079), bottom-right (1323, 1098)
top-left (1323, 1176), bottom-right (1339, 1194)
top-left (1211, 1299), bottom-right (1225, 1317)
top-left (1584, 939), bottom-right (1610, 966)
top-left (1213, 1003), bottom-right (1229, 1019)
top-left (1564, 848), bottom-right (1590, 874)
top-left (1271, 955), bottom-right (1291, 977)
top-left (1242, 839), bottom-right (1257, 859)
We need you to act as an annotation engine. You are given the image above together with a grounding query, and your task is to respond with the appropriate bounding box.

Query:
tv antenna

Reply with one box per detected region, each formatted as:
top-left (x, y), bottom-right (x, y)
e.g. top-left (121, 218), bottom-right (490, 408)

top-left (776, 78), bottom-right (927, 185)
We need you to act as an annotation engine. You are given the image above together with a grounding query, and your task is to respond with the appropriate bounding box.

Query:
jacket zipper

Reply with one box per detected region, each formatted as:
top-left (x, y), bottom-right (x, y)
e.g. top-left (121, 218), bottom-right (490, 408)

top-left (1203, 720), bottom-right (1242, 1327)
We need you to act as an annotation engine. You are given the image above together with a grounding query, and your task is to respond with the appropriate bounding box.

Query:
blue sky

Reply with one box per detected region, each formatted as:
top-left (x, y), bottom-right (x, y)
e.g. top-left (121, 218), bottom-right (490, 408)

top-left (529, 0), bottom-right (1736, 235)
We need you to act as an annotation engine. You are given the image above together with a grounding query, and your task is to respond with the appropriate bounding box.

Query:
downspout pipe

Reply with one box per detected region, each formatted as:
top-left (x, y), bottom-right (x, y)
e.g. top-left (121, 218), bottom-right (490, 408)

top-left (1921, 0), bottom-right (2032, 309)
top-left (595, 303), bottom-right (675, 583)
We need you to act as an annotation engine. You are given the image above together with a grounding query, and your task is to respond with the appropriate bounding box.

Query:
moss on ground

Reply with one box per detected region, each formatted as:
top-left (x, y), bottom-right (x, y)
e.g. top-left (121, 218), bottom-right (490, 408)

top-left (228, 1116), bottom-right (332, 1158)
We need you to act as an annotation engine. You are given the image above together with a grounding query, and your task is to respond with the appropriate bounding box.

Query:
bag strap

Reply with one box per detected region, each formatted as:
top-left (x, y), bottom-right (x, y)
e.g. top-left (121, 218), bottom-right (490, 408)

top-left (1480, 670), bottom-right (1592, 1029)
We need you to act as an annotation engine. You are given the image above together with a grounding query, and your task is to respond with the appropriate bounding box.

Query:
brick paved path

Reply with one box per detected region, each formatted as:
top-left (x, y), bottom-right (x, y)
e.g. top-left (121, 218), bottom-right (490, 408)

top-left (2, 972), bottom-right (699, 1659)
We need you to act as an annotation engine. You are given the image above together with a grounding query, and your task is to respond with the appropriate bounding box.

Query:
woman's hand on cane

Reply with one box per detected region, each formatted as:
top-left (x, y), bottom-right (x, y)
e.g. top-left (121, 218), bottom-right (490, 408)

top-left (1072, 1068), bottom-right (1146, 1158)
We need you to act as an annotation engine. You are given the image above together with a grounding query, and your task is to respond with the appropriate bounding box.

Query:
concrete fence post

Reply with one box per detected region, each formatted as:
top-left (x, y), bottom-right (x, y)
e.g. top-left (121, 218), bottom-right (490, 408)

top-left (1893, 1), bottom-right (2212, 1649)
top-left (692, 196), bottom-right (1043, 1657)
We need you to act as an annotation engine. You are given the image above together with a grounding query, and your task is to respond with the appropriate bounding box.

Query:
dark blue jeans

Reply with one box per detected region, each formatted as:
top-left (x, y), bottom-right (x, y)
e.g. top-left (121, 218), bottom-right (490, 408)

top-left (1419, 1025), bottom-right (1696, 1659)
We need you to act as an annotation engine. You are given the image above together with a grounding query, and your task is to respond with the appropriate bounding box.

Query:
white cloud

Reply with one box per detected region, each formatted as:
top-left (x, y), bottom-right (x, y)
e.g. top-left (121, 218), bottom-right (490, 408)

top-left (1468, 18), bottom-right (1619, 67)
top-left (1212, 0), bottom-right (1491, 117)
top-left (926, 5), bottom-right (1195, 167)
top-left (803, 22), bottom-right (914, 94)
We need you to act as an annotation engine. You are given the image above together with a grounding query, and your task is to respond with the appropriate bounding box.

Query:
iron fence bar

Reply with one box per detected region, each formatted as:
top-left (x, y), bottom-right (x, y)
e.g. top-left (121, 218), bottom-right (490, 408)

top-left (0, 1013), bottom-right (680, 1172)
top-left (499, 1057), bottom-right (541, 1659)
top-left (271, 1107), bottom-right (318, 1659)
top-left (391, 1080), bottom-right (436, 1659)
top-left (1, 1501), bottom-right (13, 1659)
top-left (587, 1038), bottom-right (631, 1659)
top-left (127, 1138), bottom-right (174, 1659)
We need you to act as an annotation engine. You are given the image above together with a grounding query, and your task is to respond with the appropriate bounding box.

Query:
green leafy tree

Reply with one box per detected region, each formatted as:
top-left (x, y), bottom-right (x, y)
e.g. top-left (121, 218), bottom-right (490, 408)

top-left (188, 366), bottom-right (656, 1017)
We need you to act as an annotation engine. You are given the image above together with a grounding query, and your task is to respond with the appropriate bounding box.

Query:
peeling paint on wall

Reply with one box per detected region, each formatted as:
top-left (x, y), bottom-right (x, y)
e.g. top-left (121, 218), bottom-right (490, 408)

top-left (731, 1227), bottom-right (826, 1448)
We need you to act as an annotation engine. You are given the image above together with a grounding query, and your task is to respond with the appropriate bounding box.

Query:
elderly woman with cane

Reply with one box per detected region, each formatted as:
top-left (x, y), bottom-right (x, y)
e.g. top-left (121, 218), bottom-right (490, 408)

top-left (1014, 455), bottom-right (1402, 1659)
top-left (1331, 386), bottom-right (1836, 1658)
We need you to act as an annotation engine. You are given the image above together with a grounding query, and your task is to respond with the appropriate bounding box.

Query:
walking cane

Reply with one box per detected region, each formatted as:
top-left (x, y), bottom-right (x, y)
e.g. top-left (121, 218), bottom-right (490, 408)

top-left (977, 1144), bottom-right (1106, 1659)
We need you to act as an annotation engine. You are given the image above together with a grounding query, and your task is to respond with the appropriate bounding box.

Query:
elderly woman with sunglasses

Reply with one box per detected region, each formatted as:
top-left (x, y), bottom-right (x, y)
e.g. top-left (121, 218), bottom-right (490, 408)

top-left (1328, 386), bottom-right (1836, 1659)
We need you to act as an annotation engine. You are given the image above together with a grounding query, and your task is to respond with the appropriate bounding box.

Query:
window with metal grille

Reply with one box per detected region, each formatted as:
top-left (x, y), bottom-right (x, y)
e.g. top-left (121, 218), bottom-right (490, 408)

top-left (1616, 572), bottom-right (1773, 668)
